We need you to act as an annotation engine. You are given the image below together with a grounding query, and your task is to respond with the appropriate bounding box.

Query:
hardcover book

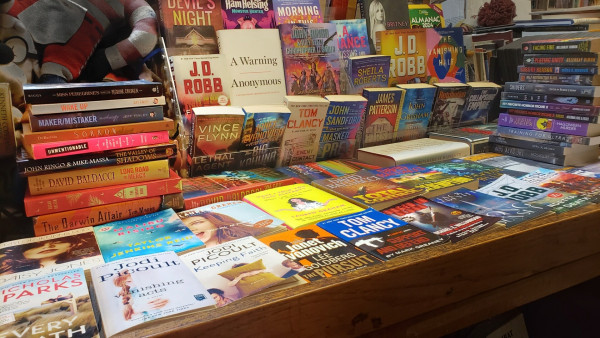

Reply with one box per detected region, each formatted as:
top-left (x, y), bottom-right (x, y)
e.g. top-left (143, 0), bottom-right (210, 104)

top-left (488, 134), bottom-right (597, 156)
top-left (279, 23), bottom-right (341, 96)
top-left (278, 95), bottom-right (330, 166)
top-left (426, 27), bottom-right (466, 84)
top-left (347, 55), bottom-right (391, 95)
top-left (522, 53), bottom-right (600, 67)
top-left (176, 200), bottom-right (288, 246)
top-left (259, 224), bottom-right (381, 282)
top-left (93, 209), bottom-right (204, 262)
top-left (243, 183), bottom-right (364, 228)
top-left (0, 268), bottom-right (99, 338)
top-left (428, 83), bottom-right (469, 131)
top-left (462, 153), bottom-right (565, 177)
top-left (408, 4), bottom-right (445, 28)
top-left (425, 158), bottom-right (509, 188)
top-left (490, 142), bottom-right (600, 167)
top-left (171, 54), bottom-right (230, 113)
top-left (395, 83), bottom-right (436, 142)
top-left (331, 19), bottom-right (371, 94)
top-left (240, 105), bottom-right (291, 150)
top-left (500, 100), bottom-right (600, 115)
top-left (221, 0), bottom-right (276, 29)
top-left (317, 95), bottom-right (367, 160)
top-left (501, 91), bottom-right (600, 106)
top-left (318, 208), bottom-right (447, 260)
top-left (158, 0), bottom-right (223, 47)
top-left (180, 236), bottom-right (301, 306)
top-left (496, 125), bottom-right (600, 146)
top-left (312, 169), bottom-right (426, 210)
top-left (521, 37), bottom-right (600, 54)
top-left (363, 0), bottom-right (410, 53)
top-left (381, 196), bottom-right (500, 243)
top-left (361, 87), bottom-right (403, 147)
top-left (517, 65), bottom-right (598, 75)
top-left (504, 82), bottom-right (600, 98)
top-left (273, 0), bottom-right (323, 25)
top-left (498, 113), bottom-right (600, 137)
top-left (459, 82), bottom-right (502, 126)
top-left (518, 73), bottom-right (600, 86)
top-left (91, 252), bottom-right (216, 337)
top-left (375, 28), bottom-right (427, 85)
top-left (186, 106), bottom-right (245, 158)
top-left (428, 127), bottom-right (494, 154)
top-left (0, 84), bottom-right (15, 158)
top-left (28, 96), bottom-right (167, 116)
top-left (0, 227), bottom-right (103, 285)
top-left (217, 29), bottom-right (287, 105)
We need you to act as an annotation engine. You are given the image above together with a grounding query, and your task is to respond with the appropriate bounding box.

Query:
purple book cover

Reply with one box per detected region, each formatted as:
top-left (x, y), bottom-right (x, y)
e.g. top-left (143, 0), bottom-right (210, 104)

top-left (221, 0), bottom-right (276, 28)
top-left (273, 0), bottom-right (323, 25)
top-left (499, 100), bottom-right (599, 115)
top-left (498, 113), bottom-right (593, 137)
top-left (348, 55), bottom-right (390, 95)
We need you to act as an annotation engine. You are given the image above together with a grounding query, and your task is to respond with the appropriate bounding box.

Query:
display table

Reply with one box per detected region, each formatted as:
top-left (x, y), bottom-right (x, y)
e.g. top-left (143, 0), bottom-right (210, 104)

top-left (123, 204), bottom-right (600, 337)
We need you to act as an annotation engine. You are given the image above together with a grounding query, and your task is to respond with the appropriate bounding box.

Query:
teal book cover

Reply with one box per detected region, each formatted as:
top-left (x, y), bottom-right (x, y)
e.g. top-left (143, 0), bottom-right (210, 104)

top-left (93, 209), bottom-right (204, 262)
top-left (395, 84), bottom-right (436, 141)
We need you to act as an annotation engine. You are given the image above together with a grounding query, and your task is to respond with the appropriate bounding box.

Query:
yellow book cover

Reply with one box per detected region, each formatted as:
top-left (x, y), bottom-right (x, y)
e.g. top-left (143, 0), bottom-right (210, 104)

top-left (243, 184), bottom-right (364, 229)
top-left (28, 159), bottom-right (170, 196)
top-left (375, 28), bottom-right (427, 86)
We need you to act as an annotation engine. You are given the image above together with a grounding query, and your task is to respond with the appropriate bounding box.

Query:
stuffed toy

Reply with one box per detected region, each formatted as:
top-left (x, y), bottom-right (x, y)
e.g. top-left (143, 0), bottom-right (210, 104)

top-left (6, 0), bottom-right (159, 83)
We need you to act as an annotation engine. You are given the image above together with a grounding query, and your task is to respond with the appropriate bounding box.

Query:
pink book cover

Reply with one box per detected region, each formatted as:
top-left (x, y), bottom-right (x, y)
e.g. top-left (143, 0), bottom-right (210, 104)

top-left (30, 131), bottom-right (170, 159)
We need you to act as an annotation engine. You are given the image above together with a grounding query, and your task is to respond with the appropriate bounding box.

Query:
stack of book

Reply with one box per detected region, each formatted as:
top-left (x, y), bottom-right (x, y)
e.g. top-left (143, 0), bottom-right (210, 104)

top-left (19, 81), bottom-right (180, 237)
top-left (493, 36), bottom-right (600, 166)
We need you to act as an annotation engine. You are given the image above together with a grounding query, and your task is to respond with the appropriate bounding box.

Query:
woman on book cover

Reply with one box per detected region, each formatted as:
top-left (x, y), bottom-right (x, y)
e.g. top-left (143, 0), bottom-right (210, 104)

top-left (113, 270), bottom-right (169, 321)
top-left (182, 211), bottom-right (270, 247)
top-left (207, 288), bottom-right (234, 307)
top-left (0, 233), bottom-right (99, 275)
top-left (369, 0), bottom-right (386, 47)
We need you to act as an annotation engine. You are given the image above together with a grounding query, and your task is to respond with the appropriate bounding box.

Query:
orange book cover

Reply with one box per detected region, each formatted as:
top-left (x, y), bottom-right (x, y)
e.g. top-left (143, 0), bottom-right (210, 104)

top-left (32, 196), bottom-right (163, 236)
top-left (375, 28), bottom-right (427, 86)
top-left (28, 159), bottom-right (170, 196)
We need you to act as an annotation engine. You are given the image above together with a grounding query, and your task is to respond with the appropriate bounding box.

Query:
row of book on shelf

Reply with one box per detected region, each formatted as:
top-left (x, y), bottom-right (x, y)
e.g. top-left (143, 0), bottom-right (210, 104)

top-left (2, 148), bottom-right (600, 337)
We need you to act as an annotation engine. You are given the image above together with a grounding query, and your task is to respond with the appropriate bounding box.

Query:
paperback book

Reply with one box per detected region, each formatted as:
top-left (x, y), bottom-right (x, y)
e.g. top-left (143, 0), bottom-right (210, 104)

top-left (500, 91), bottom-right (600, 106)
top-left (375, 28), bottom-right (427, 85)
top-left (317, 95), bottom-right (367, 160)
top-left (347, 55), bottom-right (391, 95)
top-left (317, 208), bottom-right (447, 260)
top-left (520, 168), bottom-right (600, 203)
top-left (361, 87), bottom-right (403, 147)
top-left (425, 158), bottom-right (510, 188)
top-left (331, 19), bottom-right (371, 94)
top-left (499, 99), bottom-right (599, 115)
top-left (221, 0), bottom-right (276, 29)
top-left (186, 106), bottom-right (245, 158)
top-left (498, 113), bottom-right (600, 137)
top-left (522, 53), bottom-right (600, 67)
top-left (504, 82), bottom-right (600, 98)
top-left (496, 125), bottom-right (600, 145)
top-left (239, 106), bottom-right (291, 151)
top-left (459, 82), bottom-right (502, 126)
top-left (395, 83), bottom-right (436, 141)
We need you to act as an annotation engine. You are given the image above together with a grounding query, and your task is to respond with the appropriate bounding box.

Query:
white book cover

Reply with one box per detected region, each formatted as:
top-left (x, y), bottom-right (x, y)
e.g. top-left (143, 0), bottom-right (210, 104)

top-left (0, 268), bottom-right (99, 338)
top-left (477, 174), bottom-right (554, 203)
top-left (180, 236), bottom-right (297, 307)
top-left (217, 29), bottom-right (287, 106)
top-left (90, 251), bottom-right (215, 337)
top-left (278, 95), bottom-right (330, 166)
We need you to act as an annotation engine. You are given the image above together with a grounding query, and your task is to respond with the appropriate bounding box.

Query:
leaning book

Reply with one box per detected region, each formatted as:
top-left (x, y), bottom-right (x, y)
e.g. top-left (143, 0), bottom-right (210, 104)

top-left (90, 251), bottom-right (215, 337)
top-left (0, 268), bottom-right (99, 338)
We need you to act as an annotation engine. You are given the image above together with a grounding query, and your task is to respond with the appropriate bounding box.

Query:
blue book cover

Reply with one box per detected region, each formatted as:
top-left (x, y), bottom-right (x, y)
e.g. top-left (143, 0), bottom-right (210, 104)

top-left (425, 158), bottom-right (509, 187)
top-left (93, 209), bottom-right (204, 262)
top-left (240, 109), bottom-right (291, 150)
top-left (433, 188), bottom-right (551, 228)
top-left (395, 84), bottom-right (436, 141)
top-left (317, 208), bottom-right (445, 260)
top-left (331, 19), bottom-right (371, 94)
top-left (459, 83), bottom-right (501, 126)
top-left (317, 95), bottom-right (367, 160)
top-left (348, 55), bottom-right (391, 95)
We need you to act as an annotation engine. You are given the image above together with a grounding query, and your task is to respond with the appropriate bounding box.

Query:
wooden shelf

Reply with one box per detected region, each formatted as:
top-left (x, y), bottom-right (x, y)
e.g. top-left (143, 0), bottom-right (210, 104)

top-left (120, 204), bottom-right (600, 337)
top-left (531, 4), bottom-right (600, 15)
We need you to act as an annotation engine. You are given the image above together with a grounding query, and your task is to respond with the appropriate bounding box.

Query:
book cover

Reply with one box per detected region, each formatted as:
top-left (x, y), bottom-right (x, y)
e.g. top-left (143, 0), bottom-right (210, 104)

top-left (361, 87), bottom-right (403, 147)
top-left (520, 168), bottom-right (600, 203)
top-left (221, 0), bottom-right (276, 29)
top-left (279, 23), bottom-right (341, 96)
top-left (500, 100), bottom-right (599, 115)
top-left (273, 0), bottom-right (323, 25)
top-left (91, 252), bottom-right (215, 337)
top-left (28, 159), bottom-right (171, 196)
top-left (179, 236), bottom-right (300, 306)
top-left (460, 82), bottom-right (501, 126)
top-left (381, 196), bottom-right (500, 242)
top-left (186, 106), bottom-right (245, 158)
top-left (425, 158), bottom-right (509, 188)
top-left (93, 209), bottom-right (204, 262)
top-left (158, 0), bottom-right (223, 48)
top-left (395, 83), bottom-right (436, 142)
top-left (278, 95), bottom-right (329, 166)
top-left (317, 95), bottom-right (367, 160)
top-left (240, 106), bottom-right (291, 150)
top-left (498, 113), bottom-right (600, 137)
top-left (318, 208), bottom-right (447, 260)
top-left (0, 83), bottom-right (15, 157)
top-left (166, 25), bottom-right (219, 55)
top-left (276, 163), bottom-right (337, 182)
top-left (504, 82), bottom-right (600, 98)
top-left (171, 54), bottom-right (230, 113)
top-left (522, 53), bottom-right (600, 67)
top-left (0, 268), bottom-right (99, 338)
top-left (0, 227), bottom-right (103, 285)
top-left (243, 183), bottom-right (364, 228)
top-left (477, 174), bottom-right (557, 203)
top-left (176, 200), bottom-right (287, 246)
top-left (363, 0), bottom-right (410, 53)
top-left (428, 83), bottom-right (469, 131)
top-left (426, 27), bottom-right (466, 84)
top-left (259, 224), bottom-right (381, 282)
top-left (463, 153), bottom-right (565, 176)
top-left (496, 125), bottom-right (600, 146)
top-left (517, 65), bottom-right (598, 75)
top-left (28, 96), bottom-right (167, 116)
top-left (331, 19), bottom-right (371, 94)
top-left (521, 37), bottom-right (600, 54)
top-left (518, 73), bottom-right (600, 86)
top-left (347, 55), bottom-right (391, 95)
top-left (204, 167), bottom-right (291, 188)
top-left (434, 188), bottom-right (551, 228)
top-left (24, 170), bottom-right (182, 217)
top-left (408, 4), bottom-right (445, 28)
top-left (375, 28), bottom-right (427, 85)
top-left (217, 29), bottom-right (287, 106)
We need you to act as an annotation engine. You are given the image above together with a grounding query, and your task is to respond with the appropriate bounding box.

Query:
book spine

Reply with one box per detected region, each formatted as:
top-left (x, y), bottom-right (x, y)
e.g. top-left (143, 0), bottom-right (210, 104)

top-left (28, 159), bottom-right (171, 196)
top-left (29, 106), bottom-right (164, 132)
top-left (522, 53), bottom-right (600, 66)
top-left (24, 119), bottom-right (174, 146)
top-left (517, 65), bottom-right (598, 75)
top-left (522, 40), bottom-right (595, 53)
top-left (184, 178), bottom-right (297, 209)
top-left (24, 82), bottom-right (164, 104)
top-left (504, 82), bottom-right (597, 97)
top-left (17, 143), bottom-right (177, 176)
top-left (498, 113), bottom-right (593, 137)
top-left (506, 108), bottom-right (599, 124)
top-left (490, 143), bottom-right (566, 166)
top-left (496, 125), bottom-right (595, 145)
top-left (499, 99), bottom-right (599, 115)
top-left (30, 131), bottom-right (170, 159)
top-left (518, 73), bottom-right (597, 86)
top-left (29, 96), bottom-right (166, 115)
top-left (32, 196), bottom-right (163, 236)
top-left (0, 83), bottom-right (15, 157)
top-left (24, 170), bottom-right (182, 216)
top-left (488, 134), bottom-right (570, 155)
top-left (500, 91), bottom-right (598, 106)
